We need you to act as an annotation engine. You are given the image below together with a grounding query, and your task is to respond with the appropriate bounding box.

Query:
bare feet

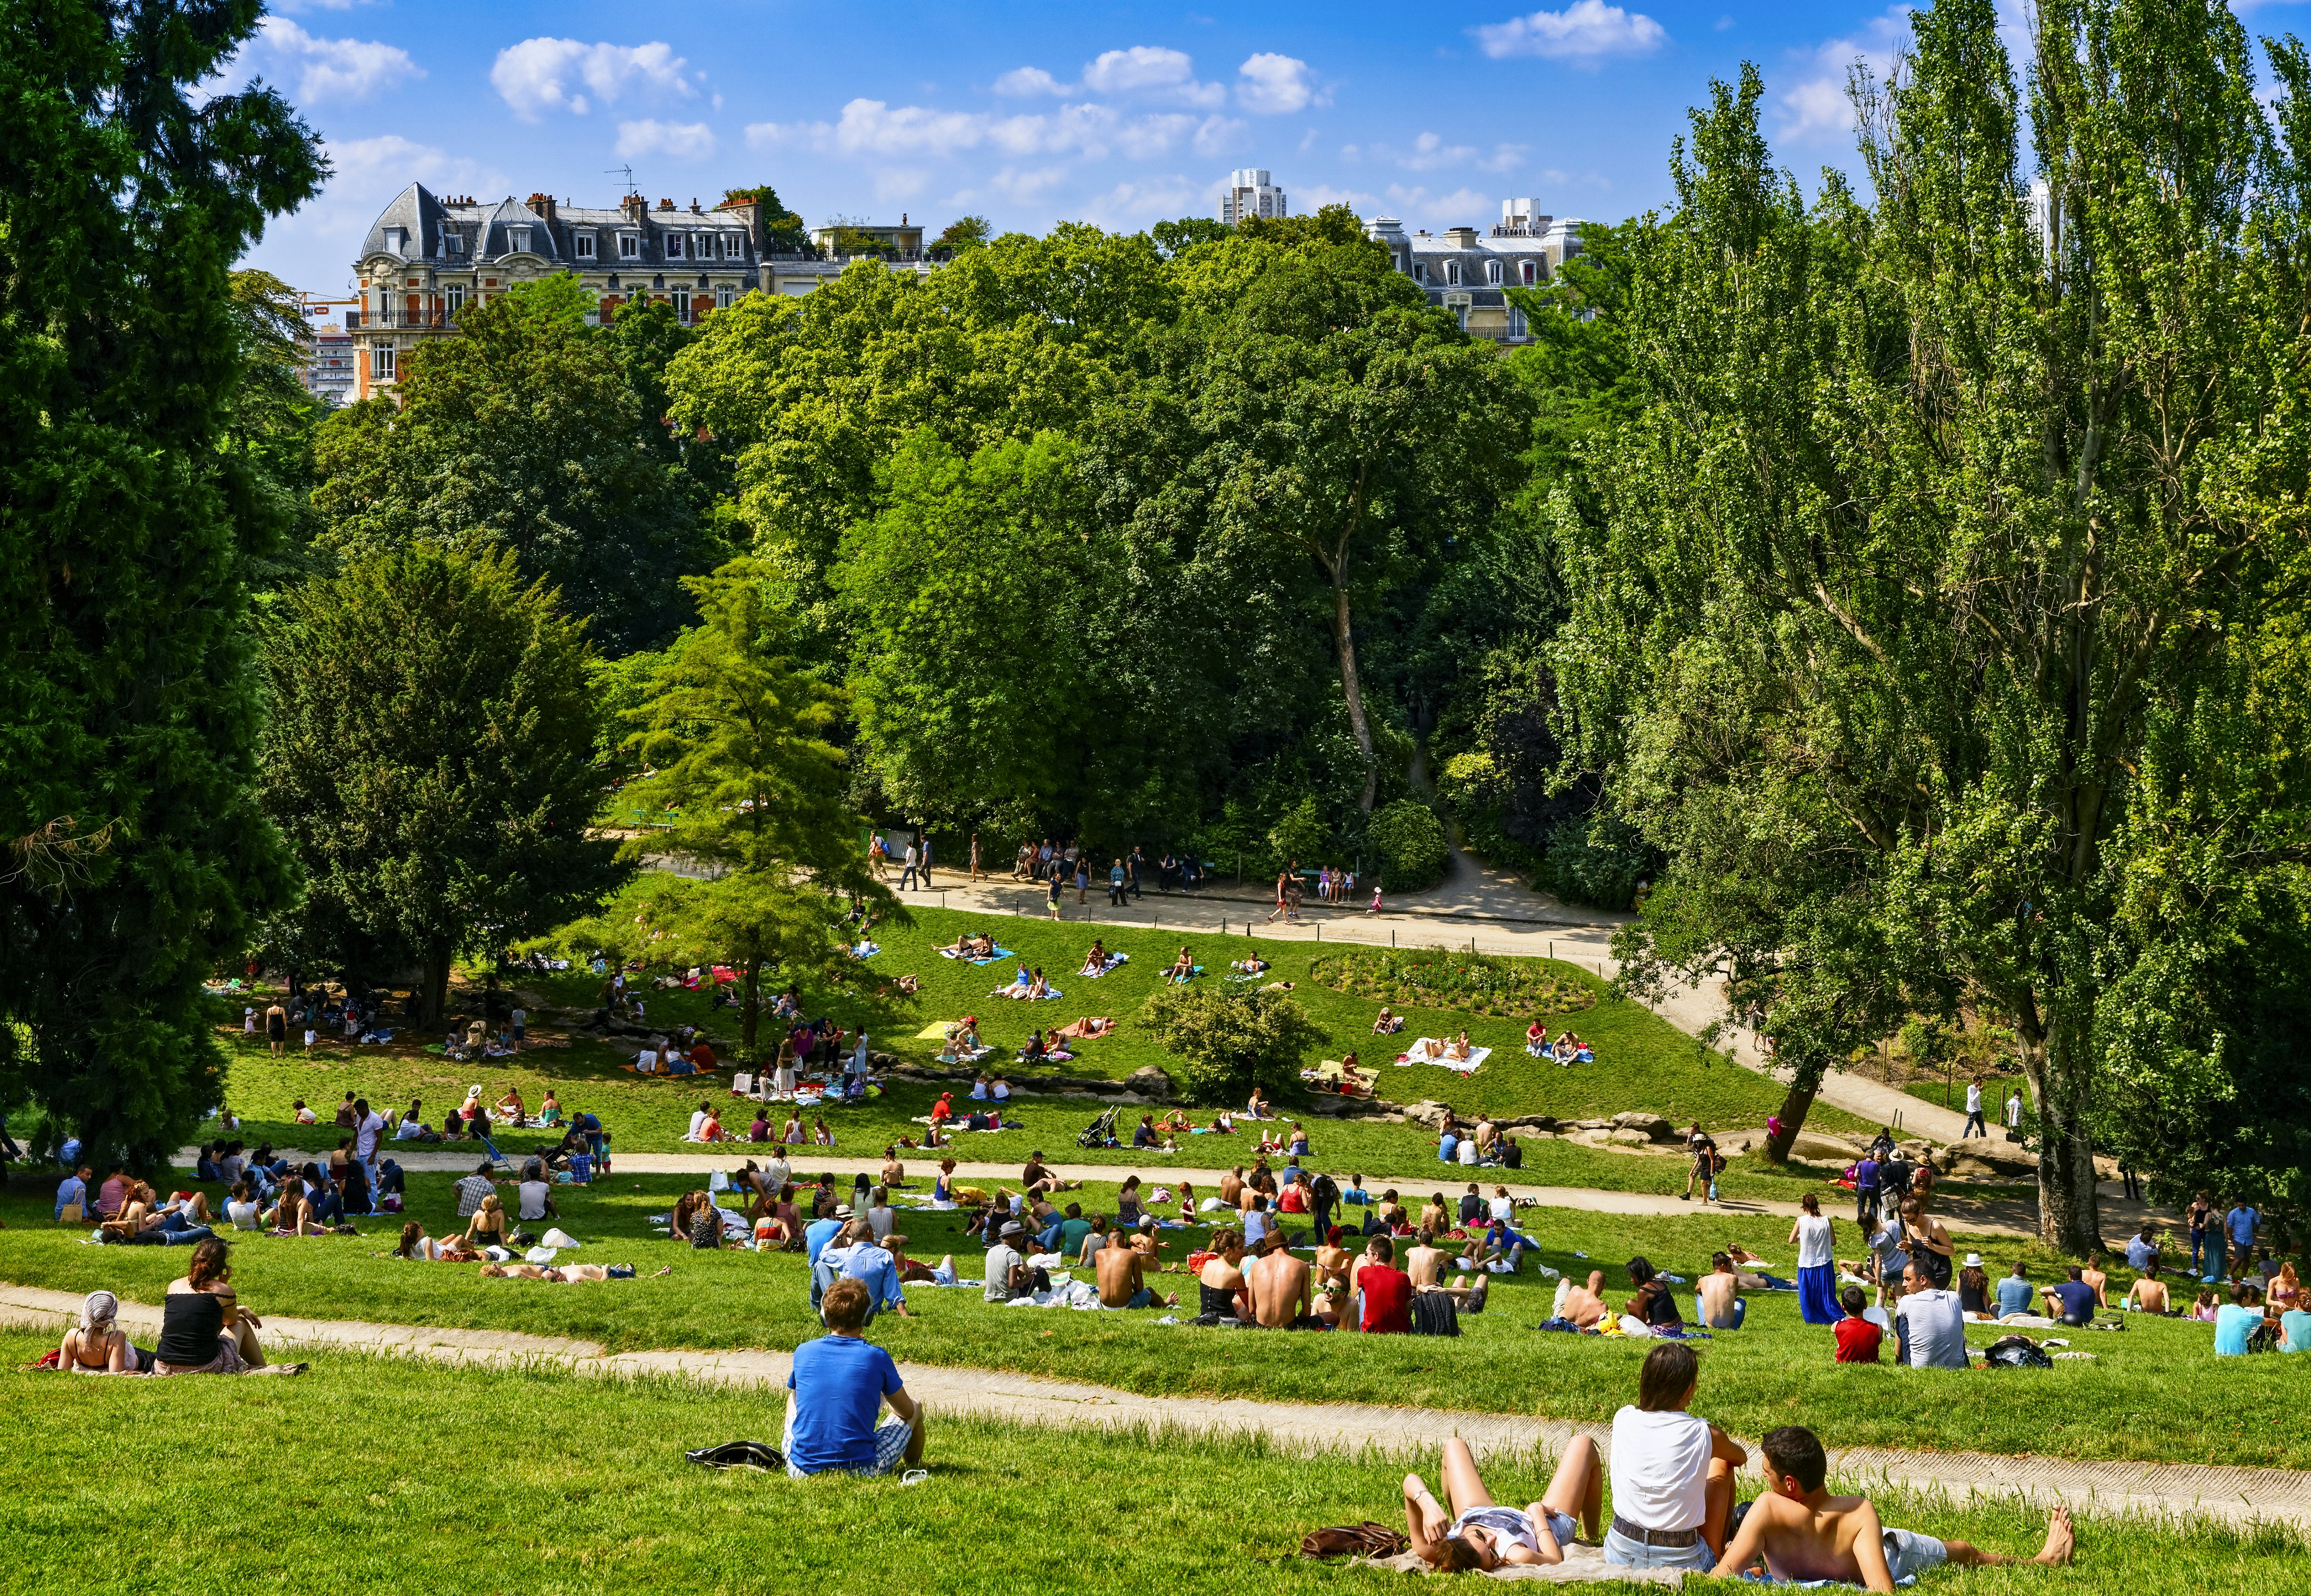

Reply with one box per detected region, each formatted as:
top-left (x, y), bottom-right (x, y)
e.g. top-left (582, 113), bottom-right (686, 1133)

top-left (652, 1265), bottom-right (673, 1278)
top-left (2036, 1507), bottom-right (2075, 1566)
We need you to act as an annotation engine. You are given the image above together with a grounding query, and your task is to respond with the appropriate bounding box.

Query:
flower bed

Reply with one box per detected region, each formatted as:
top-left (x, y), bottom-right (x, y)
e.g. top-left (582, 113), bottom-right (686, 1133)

top-left (1307, 949), bottom-right (1596, 1018)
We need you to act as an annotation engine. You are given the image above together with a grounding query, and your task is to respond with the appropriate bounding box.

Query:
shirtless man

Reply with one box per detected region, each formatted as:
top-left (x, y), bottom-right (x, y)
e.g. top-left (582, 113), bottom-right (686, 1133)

top-left (1197, 1229), bottom-right (1251, 1321)
top-left (1406, 1229), bottom-right (1490, 1312)
top-left (1711, 1425), bottom-right (2074, 1592)
top-left (1219, 1166), bottom-right (1246, 1210)
top-left (1096, 1236), bottom-right (1176, 1309)
top-left (1697, 1253), bottom-right (1747, 1328)
top-left (1248, 1234), bottom-right (1319, 1328)
top-left (1558, 1269), bottom-right (1609, 1328)
top-left (2124, 1262), bottom-right (2172, 1315)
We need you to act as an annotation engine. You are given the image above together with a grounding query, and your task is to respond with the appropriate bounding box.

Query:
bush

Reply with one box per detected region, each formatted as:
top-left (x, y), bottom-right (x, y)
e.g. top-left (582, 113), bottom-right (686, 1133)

top-left (1135, 987), bottom-right (1328, 1106)
top-left (1537, 813), bottom-right (1656, 912)
top-left (1309, 949), bottom-right (1595, 1017)
top-left (1366, 799), bottom-right (1448, 892)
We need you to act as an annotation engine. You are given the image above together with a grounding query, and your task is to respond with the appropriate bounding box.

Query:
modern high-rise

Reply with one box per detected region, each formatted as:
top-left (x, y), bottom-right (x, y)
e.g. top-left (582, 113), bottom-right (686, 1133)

top-left (1220, 168), bottom-right (1289, 225)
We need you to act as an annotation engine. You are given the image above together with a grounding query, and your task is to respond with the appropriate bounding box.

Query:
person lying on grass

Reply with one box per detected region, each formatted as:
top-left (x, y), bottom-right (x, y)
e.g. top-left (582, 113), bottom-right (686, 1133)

top-left (1403, 1434), bottom-right (1603, 1572)
top-left (391, 1221), bottom-right (480, 1262)
top-left (480, 1263), bottom-right (645, 1282)
top-left (1710, 1424), bottom-right (2074, 1591)
top-left (787, 1278), bottom-right (927, 1479)
top-left (1558, 1269), bottom-right (1609, 1329)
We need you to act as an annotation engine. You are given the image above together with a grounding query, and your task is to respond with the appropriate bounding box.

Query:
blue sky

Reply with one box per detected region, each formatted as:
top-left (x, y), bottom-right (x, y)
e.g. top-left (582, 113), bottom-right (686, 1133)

top-left (233, 0), bottom-right (1968, 295)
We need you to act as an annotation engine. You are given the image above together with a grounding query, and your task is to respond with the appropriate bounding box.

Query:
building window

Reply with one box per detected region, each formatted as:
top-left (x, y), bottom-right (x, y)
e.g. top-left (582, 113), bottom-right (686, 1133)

top-left (375, 345), bottom-right (396, 380)
top-left (1508, 305), bottom-right (1527, 338)
top-left (447, 285), bottom-right (465, 315)
top-left (667, 233), bottom-right (687, 261)
top-left (619, 233), bottom-right (640, 260)
top-left (445, 231), bottom-right (464, 256)
top-left (715, 287), bottom-right (733, 309)
top-left (575, 233), bottom-right (596, 259)
top-left (672, 289), bottom-right (692, 322)
top-left (1521, 260), bottom-right (1537, 286)
top-left (723, 233), bottom-right (742, 259)
top-left (510, 226), bottom-right (531, 254)
top-left (1446, 260), bottom-right (1461, 286)
top-left (1487, 259), bottom-right (1502, 285)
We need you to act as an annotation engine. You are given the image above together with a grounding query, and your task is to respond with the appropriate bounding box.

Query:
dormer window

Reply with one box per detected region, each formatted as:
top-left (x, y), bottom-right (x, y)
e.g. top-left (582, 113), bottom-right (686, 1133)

top-left (510, 226), bottom-right (531, 254)
top-left (1521, 260), bottom-right (1536, 286)
top-left (668, 233), bottom-right (687, 260)
top-left (1445, 260), bottom-right (1461, 286)
top-left (619, 233), bottom-right (640, 260)
top-left (721, 233), bottom-right (741, 260)
top-left (384, 228), bottom-right (406, 255)
top-left (575, 233), bottom-right (596, 260)
top-left (444, 231), bottom-right (464, 256)
top-left (1486, 259), bottom-right (1502, 285)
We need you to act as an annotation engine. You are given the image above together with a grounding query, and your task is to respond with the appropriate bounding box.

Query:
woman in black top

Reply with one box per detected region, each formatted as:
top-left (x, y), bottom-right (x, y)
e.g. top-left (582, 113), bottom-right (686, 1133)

top-left (154, 1238), bottom-right (303, 1375)
top-left (1957, 1261), bottom-right (1992, 1317)
top-left (1623, 1255), bottom-right (1684, 1328)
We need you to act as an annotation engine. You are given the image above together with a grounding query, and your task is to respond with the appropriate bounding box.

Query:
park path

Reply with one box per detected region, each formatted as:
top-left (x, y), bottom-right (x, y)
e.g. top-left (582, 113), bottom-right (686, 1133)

top-left (1, 1281), bottom-right (2297, 1533)
top-left (892, 853), bottom-right (1977, 1146)
top-left (240, 1146), bottom-right (2046, 1241)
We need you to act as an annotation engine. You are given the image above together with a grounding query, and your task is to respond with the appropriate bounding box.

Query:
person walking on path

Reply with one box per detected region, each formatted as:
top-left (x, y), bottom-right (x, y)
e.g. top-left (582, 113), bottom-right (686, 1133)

top-left (264, 1001), bottom-right (287, 1058)
top-left (969, 832), bottom-right (983, 882)
top-left (1792, 1194), bottom-right (1838, 1324)
top-left (2002, 1089), bottom-right (2024, 1137)
top-left (1074, 854), bottom-right (1090, 905)
top-left (2226, 1198), bottom-right (2261, 1277)
top-left (898, 837), bottom-right (921, 892)
top-left (1267, 869), bottom-right (1290, 923)
top-left (1108, 858), bottom-right (1128, 907)
top-left (1961, 1076), bottom-right (1986, 1139)
top-left (1047, 869), bottom-right (1065, 921)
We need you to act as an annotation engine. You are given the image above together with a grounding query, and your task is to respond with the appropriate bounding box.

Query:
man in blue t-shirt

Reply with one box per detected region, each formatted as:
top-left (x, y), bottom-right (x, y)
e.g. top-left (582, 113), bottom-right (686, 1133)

top-left (1994, 1262), bottom-right (2033, 1319)
top-left (2041, 1265), bottom-right (2097, 1326)
top-left (786, 1278), bottom-right (924, 1477)
top-left (2213, 1282), bottom-right (2261, 1356)
top-left (2225, 1202), bottom-right (2260, 1275)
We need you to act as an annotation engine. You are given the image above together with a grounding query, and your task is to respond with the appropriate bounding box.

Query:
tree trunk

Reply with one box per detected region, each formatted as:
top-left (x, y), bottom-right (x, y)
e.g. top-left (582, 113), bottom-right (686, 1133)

top-left (2019, 1028), bottom-right (2104, 1254)
top-left (741, 956), bottom-right (762, 1061)
top-left (1333, 578), bottom-right (1378, 814)
top-left (419, 950), bottom-right (452, 1028)
top-left (1764, 1061), bottom-right (1824, 1164)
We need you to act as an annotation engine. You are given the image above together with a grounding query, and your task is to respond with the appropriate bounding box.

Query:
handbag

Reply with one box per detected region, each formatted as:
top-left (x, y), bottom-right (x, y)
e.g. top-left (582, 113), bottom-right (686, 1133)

top-left (58, 1203), bottom-right (82, 1225)
top-left (1301, 1522), bottom-right (1410, 1560)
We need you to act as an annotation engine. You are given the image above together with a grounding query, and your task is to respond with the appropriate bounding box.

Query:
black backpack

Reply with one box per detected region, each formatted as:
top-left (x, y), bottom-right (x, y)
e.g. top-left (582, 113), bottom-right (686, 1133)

top-left (1983, 1334), bottom-right (2054, 1369)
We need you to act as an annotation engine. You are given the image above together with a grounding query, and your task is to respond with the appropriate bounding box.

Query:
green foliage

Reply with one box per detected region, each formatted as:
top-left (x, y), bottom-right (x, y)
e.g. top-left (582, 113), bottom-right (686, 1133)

top-left (1150, 216), bottom-right (1232, 257)
top-left (1535, 812), bottom-right (1653, 912)
top-left (1555, 7), bottom-right (2311, 1242)
top-left (314, 282), bottom-right (710, 652)
top-left (1135, 986), bottom-right (1328, 1105)
top-left (614, 559), bottom-right (900, 1057)
top-left (1365, 799), bottom-right (1447, 892)
top-left (0, 0), bottom-right (324, 1171)
top-left (928, 214), bottom-right (992, 259)
top-left (1264, 797), bottom-right (1329, 873)
top-left (256, 545), bottom-right (623, 1019)
top-left (1310, 949), bottom-right (1593, 1018)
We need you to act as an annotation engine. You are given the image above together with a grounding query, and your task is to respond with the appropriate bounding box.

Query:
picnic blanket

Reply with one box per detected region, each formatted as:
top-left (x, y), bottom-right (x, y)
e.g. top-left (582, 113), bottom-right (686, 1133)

top-left (995, 980), bottom-right (1063, 1001)
top-left (915, 1022), bottom-right (960, 1040)
top-left (1079, 952), bottom-right (1129, 978)
top-left (1353, 1545), bottom-right (1681, 1586)
top-left (1053, 1016), bottom-right (1115, 1040)
top-left (937, 944), bottom-right (1014, 965)
top-left (1393, 1039), bottom-right (1490, 1074)
top-left (851, 941), bottom-right (880, 959)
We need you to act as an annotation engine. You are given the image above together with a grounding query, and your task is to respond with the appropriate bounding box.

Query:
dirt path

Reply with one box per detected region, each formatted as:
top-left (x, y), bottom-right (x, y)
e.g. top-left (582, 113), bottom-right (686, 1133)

top-left (3, 1282), bottom-right (2297, 1532)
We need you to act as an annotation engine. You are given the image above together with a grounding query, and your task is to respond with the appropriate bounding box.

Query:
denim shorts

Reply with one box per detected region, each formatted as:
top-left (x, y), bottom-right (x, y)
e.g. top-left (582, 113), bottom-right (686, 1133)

top-left (784, 1416), bottom-right (912, 1478)
top-left (1604, 1528), bottom-right (1713, 1570)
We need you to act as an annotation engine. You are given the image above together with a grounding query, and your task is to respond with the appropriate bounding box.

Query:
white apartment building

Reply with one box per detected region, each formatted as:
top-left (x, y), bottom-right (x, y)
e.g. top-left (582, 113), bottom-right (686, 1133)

top-left (1365, 199), bottom-right (1586, 345)
top-left (300, 322), bottom-right (355, 406)
top-left (1220, 168), bottom-right (1289, 225)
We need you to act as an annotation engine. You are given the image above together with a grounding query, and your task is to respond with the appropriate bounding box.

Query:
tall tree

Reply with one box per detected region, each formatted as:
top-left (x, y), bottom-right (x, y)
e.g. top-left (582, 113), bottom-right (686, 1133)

top-left (313, 279), bottom-right (712, 653)
top-left (257, 546), bottom-right (623, 1022)
top-left (0, 0), bottom-right (323, 1170)
top-left (1557, 1), bottom-right (2311, 1249)
top-left (620, 560), bottom-right (898, 1059)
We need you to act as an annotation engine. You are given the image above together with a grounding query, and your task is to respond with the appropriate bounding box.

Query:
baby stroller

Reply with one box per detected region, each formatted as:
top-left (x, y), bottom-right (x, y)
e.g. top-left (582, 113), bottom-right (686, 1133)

top-left (475, 1132), bottom-right (517, 1179)
top-left (1077, 1105), bottom-right (1120, 1150)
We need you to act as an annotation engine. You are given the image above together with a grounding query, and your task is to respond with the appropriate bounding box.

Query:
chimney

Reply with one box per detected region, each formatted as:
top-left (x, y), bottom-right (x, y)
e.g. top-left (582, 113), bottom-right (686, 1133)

top-left (621, 194), bottom-right (646, 223)
top-left (657, 197), bottom-right (675, 211)
top-left (690, 197), bottom-right (702, 213)
top-left (528, 193), bottom-right (558, 225)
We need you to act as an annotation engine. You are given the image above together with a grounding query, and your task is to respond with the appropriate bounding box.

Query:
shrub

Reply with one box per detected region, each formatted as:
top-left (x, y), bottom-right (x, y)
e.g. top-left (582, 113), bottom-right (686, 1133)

top-left (1536, 813), bottom-right (1656, 911)
top-left (1366, 799), bottom-right (1448, 892)
top-left (1135, 987), bottom-right (1328, 1106)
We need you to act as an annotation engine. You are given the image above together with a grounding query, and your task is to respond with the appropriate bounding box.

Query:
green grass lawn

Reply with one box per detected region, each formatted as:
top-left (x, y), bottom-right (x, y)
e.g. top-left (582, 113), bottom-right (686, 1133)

top-left (5, 1327), bottom-right (2296, 1596)
top-left (5, 1170), bottom-right (2294, 1472)
top-left (194, 906), bottom-right (1870, 1198)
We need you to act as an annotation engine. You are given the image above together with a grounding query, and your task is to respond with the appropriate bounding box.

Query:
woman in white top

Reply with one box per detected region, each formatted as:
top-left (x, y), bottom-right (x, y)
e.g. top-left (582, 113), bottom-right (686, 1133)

top-left (1403, 1434), bottom-right (1601, 1571)
top-left (866, 1188), bottom-right (904, 1249)
top-left (1790, 1193), bottom-right (1839, 1324)
top-left (1605, 1343), bottom-right (1747, 1569)
top-left (225, 1181), bottom-right (263, 1232)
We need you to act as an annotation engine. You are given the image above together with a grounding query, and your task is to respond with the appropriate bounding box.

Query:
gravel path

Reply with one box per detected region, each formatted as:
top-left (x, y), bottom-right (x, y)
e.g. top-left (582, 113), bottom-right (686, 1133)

top-left (3, 1281), bottom-right (2297, 1532)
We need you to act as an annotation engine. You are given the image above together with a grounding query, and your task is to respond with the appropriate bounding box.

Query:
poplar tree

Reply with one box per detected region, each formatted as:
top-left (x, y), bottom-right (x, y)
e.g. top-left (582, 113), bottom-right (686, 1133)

top-left (0, 0), bottom-right (323, 1169)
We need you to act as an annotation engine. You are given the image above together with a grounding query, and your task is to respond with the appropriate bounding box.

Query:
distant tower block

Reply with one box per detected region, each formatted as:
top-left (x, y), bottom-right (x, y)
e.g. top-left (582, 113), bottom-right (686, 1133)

top-left (1220, 168), bottom-right (1289, 225)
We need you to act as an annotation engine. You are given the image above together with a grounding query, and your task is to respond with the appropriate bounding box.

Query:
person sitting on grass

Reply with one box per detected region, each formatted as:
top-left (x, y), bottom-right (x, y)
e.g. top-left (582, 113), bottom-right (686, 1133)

top-left (1624, 1255), bottom-right (1684, 1329)
top-left (57, 1290), bottom-right (155, 1375)
top-left (1891, 1261), bottom-right (1968, 1368)
top-left (1358, 1235), bottom-right (1415, 1334)
top-left (1153, 946), bottom-right (1190, 985)
top-left (465, 1193), bottom-right (510, 1252)
top-left (818, 1219), bottom-right (914, 1322)
top-left (1197, 1229), bottom-right (1252, 1322)
top-left (785, 1278), bottom-right (926, 1478)
top-left (1403, 1434), bottom-right (1603, 1573)
top-left (1710, 1425), bottom-right (2073, 1591)
top-left (1079, 939), bottom-right (1110, 975)
top-left (264, 1183), bottom-right (328, 1238)
top-left (1698, 1252), bottom-right (1747, 1329)
top-left (1833, 1285), bottom-right (1882, 1364)
top-left (1604, 1343), bottom-right (1746, 1569)
top-left (1096, 1228), bottom-right (1179, 1310)
top-left (153, 1238), bottom-right (304, 1377)
top-left (2124, 1263), bottom-right (2173, 1316)
top-left (1244, 1233), bottom-right (1319, 1328)
top-left (1525, 1019), bottom-right (1549, 1056)
top-left (1374, 1006), bottom-right (1403, 1035)
top-left (1993, 1260), bottom-right (2033, 1320)
top-left (2042, 1264), bottom-right (2097, 1327)
top-left (2214, 1281), bottom-right (2262, 1355)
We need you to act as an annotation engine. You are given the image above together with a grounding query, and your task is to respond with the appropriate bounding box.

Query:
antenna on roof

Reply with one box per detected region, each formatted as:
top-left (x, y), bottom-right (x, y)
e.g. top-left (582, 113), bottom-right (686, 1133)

top-left (606, 164), bottom-right (640, 198)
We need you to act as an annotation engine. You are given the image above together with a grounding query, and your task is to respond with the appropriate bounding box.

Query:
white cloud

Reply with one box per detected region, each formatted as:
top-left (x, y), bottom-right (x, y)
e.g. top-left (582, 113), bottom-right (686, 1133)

top-left (1077, 176), bottom-right (1200, 228)
top-left (1471, 1), bottom-right (1667, 62)
top-left (248, 18), bottom-right (420, 102)
top-left (490, 39), bottom-right (692, 119)
top-left (751, 97), bottom-right (1227, 164)
top-left (1194, 115), bottom-right (1246, 157)
top-left (1082, 45), bottom-right (1226, 107)
top-left (1384, 183), bottom-right (1496, 229)
top-left (1237, 52), bottom-right (1324, 114)
top-left (1400, 131), bottom-right (1474, 171)
top-left (1777, 8), bottom-right (1907, 142)
top-left (1297, 182), bottom-right (1379, 211)
top-left (873, 168), bottom-right (932, 201)
top-left (995, 65), bottom-right (1070, 96)
top-left (615, 119), bottom-right (717, 161)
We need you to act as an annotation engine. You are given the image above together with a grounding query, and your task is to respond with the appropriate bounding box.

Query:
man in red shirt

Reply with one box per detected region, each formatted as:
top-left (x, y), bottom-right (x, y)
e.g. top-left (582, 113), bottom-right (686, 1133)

top-left (1360, 1235), bottom-right (1414, 1334)
top-left (1832, 1285), bottom-right (1882, 1364)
